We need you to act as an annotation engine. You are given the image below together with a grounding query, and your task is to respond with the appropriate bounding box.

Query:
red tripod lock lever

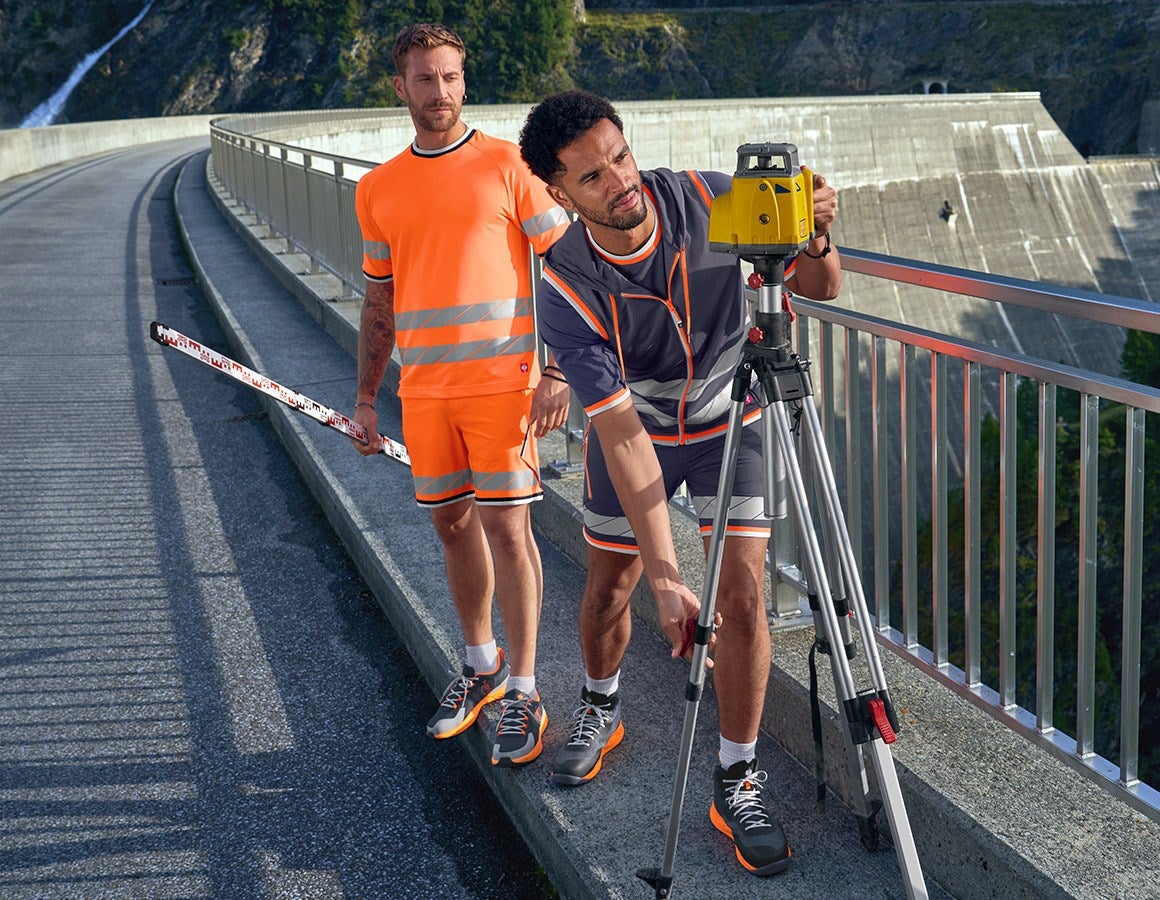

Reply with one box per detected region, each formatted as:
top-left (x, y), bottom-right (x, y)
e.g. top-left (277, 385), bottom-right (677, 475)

top-left (868, 698), bottom-right (897, 744)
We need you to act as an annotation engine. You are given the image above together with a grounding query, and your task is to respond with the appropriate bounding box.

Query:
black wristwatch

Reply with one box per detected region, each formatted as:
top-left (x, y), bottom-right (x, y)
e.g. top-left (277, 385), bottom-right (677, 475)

top-left (802, 232), bottom-right (832, 259)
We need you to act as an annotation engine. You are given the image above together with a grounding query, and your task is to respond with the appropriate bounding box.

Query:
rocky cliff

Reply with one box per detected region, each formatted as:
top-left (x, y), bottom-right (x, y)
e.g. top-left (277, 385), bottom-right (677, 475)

top-left (3, 1), bottom-right (1158, 156)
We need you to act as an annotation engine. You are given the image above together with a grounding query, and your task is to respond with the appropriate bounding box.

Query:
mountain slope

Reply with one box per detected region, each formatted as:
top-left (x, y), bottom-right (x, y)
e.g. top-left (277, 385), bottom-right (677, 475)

top-left (2, 1), bottom-right (1158, 156)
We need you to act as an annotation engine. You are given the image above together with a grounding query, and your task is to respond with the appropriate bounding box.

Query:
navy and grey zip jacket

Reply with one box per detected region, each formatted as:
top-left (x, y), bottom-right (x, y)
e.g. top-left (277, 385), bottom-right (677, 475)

top-left (538, 167), bottom-right (793, 444)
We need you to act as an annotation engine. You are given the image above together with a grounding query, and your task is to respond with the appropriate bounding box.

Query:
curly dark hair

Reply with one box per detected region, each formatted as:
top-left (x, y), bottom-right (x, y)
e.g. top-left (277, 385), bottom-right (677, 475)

top-left (519, 90), bottom-right (625, 184)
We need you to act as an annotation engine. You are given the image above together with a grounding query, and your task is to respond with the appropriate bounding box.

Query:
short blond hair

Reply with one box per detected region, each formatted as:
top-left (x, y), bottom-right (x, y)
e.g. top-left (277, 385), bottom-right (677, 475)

top-left (392, 23), bottom-right (466, 76)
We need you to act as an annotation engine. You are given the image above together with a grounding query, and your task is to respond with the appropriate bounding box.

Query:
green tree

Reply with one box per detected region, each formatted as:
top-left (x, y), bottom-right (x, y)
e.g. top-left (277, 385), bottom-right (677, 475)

top-left (453, 0), bottom-right (575, 101)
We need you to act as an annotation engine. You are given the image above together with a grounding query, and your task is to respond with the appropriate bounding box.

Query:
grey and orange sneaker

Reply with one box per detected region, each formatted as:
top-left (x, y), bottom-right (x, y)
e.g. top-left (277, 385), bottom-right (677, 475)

top-left (491, 689), bottom-right (548, 767)
top-left (550, 689), bottom-right (624, 786)
top-left (710, 759), bottom-right (792, 876)
top-left (426, 648), bottom-right (509, 739)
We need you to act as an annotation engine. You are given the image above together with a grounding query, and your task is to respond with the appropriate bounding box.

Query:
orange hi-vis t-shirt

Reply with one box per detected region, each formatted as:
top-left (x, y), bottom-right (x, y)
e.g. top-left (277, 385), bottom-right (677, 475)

top-left (355, 128), bottom-right (570, 399)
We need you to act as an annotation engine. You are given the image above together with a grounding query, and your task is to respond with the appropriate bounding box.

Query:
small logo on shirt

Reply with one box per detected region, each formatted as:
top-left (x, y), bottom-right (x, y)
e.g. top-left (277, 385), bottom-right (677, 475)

top-left (520, 363), bottom-right (530, 373)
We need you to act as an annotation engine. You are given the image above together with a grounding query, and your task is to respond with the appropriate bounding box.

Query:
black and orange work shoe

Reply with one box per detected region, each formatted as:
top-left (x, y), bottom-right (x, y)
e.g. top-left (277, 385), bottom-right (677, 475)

top-left (426, 648), bottom-right (510, 739)
top-left (550, 689), bottom-right (624, 786)
top-left (710, 760), bottom-right (792, 876)
top-left (491, 689), bottom-right (548, 767)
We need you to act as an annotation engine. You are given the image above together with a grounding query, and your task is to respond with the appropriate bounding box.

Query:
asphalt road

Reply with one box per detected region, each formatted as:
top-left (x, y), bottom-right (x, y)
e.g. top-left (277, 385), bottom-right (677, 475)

top-left (0, 140), bottom-right (551, 898)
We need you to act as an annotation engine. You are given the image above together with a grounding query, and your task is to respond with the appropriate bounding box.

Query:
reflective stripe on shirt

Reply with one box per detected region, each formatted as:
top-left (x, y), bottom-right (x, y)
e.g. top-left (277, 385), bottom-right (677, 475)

top-left (399, 332), bottom-right (536, 367)
top-left (363, 239), bottom-right (390, 261)
top-left (395, 297), bottom-right (532, 332)
top-left (523, 207), bottom-right (570, 239)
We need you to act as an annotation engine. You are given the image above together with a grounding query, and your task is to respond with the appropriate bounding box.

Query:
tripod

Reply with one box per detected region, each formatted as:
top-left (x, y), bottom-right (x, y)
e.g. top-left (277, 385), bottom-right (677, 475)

top-left (638, 255), bottom-right (928, 899)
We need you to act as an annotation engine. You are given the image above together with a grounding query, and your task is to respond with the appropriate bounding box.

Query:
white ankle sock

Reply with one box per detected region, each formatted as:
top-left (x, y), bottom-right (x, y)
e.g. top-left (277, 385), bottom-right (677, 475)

top-left (585, 670), bottom-right (620, 697)
top-left (718, 736), bottom-right (757, 770)
top-left (466, 640), bottom-right (498, 673)
top-left (507, 675), bottom-right (536, 697)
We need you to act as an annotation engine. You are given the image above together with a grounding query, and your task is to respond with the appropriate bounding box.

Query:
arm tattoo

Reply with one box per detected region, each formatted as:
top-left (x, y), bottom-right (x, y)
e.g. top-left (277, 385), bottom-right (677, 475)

top-left (357, 281), bottom-right (396, 401)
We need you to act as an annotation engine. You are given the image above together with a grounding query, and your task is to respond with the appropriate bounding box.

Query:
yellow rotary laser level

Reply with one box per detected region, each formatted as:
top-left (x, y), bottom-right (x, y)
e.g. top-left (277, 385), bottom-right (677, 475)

top-left (708, 143), bottom-right (814, 261)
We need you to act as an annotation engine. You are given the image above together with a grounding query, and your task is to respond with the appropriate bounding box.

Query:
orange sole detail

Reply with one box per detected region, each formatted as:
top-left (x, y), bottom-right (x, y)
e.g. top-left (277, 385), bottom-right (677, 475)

top-left (709, 802), bottom-right (734, 838)
top-left (431, 682), bottom-right (508, 740)
top-left (492, 710), bottom-right (549, 766)
top-left (709, 802), bottom-right (792, 876)
top-left (576, 721), bottom-right (625, 782)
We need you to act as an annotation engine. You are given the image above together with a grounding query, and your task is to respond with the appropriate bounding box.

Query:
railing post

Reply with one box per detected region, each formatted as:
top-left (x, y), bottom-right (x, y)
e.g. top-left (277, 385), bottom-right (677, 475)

top-left (1036, 381), bottom-right (1057, 733)
top-left (845, 327), bottom-right (862, 571)
top-left (819, 320), bottom-right (835, 461)
top-left (767, 315), bottom-right (808, 620)
top-left (1120, 406), bottom-right (1144, 787)
top-left (333, 159), bottom-right (354, 299)
top-left (963, 361), bottom-right (981, 687)
top-left (931, 351), bottom-right (948, 667)
top-left (1076, 393), bottom-right (1099, 759)
top-left (900, 343), bottom-right (917, 648)
top-left (302, 154), bottom-right (320, 275)
top-left (872, 335), bottom-right (889, 629)
top-left (999, 371), bottom-right (1017, 709)
top-left (280, 146), bottom-right (293, 254)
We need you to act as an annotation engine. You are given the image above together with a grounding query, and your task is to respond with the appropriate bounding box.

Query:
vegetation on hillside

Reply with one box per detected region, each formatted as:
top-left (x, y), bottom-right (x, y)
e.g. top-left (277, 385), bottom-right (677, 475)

top-left (4, 0), bottom-right (1156, 155)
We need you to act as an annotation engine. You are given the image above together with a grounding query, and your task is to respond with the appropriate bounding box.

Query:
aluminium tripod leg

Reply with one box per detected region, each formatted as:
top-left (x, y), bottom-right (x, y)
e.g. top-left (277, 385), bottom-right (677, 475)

top-left (798, 398), bottom-right (927, 897)
top-left (801, 421), bottom-right (881, 850)
top-left (773, 396), bottom-right (927, 899)
top-left (637, 395), bottom-right (748, 900)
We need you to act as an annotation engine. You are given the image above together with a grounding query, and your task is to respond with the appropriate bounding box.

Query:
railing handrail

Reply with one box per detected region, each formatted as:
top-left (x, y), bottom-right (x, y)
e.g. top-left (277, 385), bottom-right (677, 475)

top-left (841, 247), bottom-right (1158, 333)
top-left (783, 293), bottom-right (1160, 414)
top-left (788, 292), bottom-right (1160, 820)
top-left (212, 126), bottom-right (378, 177)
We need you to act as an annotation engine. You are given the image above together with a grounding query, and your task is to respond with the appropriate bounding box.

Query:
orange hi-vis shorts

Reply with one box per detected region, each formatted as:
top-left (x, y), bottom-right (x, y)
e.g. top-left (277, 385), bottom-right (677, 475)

top-left (401, 389), bottom-right (542, 508)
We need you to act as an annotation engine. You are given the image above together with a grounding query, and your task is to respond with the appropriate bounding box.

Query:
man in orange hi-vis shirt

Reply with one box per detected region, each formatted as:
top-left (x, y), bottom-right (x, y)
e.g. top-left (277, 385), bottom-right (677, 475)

top-left (350, 23), bottom-right (570, 767)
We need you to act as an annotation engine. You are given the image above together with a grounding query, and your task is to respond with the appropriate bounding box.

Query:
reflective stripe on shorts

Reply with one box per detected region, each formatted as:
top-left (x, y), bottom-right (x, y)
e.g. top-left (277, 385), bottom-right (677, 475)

top-left (402, 390), bottom-right (542, 507)
top-left (582, 419), bottom-right (772, 553)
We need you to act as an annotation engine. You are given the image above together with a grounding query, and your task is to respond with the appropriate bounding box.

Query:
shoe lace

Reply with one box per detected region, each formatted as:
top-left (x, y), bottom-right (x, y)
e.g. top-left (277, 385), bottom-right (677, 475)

top-left (566, 702), bottom-right (612, 747)
top-left (496, 695), bottom-right (533, 737)
top-left (723, 768), bottom-right (772, 832)
top-left (438, 673), bottom-right (475, 710)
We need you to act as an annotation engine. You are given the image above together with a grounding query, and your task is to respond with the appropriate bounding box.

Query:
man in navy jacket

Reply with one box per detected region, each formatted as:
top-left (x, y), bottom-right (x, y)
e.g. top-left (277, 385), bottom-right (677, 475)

top-left (520, 89), bottom-right (841, 877)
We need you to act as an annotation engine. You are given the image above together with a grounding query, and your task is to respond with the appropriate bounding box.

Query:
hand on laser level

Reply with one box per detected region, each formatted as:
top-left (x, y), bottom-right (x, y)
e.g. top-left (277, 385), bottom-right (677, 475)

top-left (809, 172), bottom-right (837, 236)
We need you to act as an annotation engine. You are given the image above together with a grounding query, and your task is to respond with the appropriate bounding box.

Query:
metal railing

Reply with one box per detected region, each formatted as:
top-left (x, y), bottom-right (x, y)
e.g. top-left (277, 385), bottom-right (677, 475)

top-left (208, 117), bottom-right (1158, 821)
top-left (797, 249), bottom-right (1160, 821)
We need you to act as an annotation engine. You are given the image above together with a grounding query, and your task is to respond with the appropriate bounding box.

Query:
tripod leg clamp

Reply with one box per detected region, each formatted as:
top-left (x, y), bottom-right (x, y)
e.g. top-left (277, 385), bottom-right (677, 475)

top-left (844, 691), bottom-right (901, 745)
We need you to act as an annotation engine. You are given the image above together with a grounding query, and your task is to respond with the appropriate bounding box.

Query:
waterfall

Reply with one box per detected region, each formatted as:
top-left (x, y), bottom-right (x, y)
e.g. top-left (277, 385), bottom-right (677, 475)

top-left (20, 1), bottom-right (156, 129)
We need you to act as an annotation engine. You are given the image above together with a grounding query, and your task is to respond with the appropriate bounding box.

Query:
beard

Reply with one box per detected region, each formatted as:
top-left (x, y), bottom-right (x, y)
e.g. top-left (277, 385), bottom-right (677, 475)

top-left (408, 95), bottom-right (463, 136)
top-left (573, 185), bottom-right (649, 232)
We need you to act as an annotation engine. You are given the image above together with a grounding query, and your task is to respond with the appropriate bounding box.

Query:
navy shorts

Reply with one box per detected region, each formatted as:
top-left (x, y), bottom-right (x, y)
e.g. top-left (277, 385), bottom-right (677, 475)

top-left (582, 419), bottom-right (773, 554)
